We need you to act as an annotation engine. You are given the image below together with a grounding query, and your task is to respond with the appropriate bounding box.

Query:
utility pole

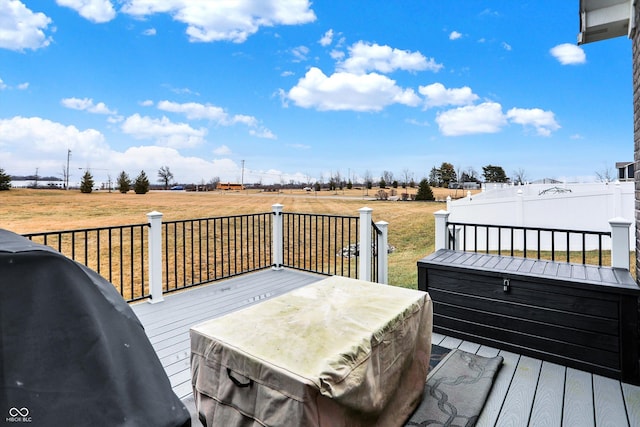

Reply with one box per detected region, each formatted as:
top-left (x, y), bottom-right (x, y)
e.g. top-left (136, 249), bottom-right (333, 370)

top-left (241, 160), bottom-right (245, 191)
top-left (66, 149), bottom-right (71, 190)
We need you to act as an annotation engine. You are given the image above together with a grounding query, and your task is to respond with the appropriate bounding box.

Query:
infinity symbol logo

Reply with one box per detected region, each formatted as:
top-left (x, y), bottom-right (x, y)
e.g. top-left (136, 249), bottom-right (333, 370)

top-left (8, 407), bottom-right (29, 417)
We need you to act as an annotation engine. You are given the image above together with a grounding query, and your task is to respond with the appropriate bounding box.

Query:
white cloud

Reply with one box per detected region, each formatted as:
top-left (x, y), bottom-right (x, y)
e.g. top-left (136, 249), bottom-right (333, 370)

top-left (61, 97), bottom-right (117, 115)
top-left (286, 67), bottom-right (421, 112)
top-left (110, 146), bottom-right (243, 184)
top-left (0, 116), bottom-right (248, 184)
top-left (0, 116), bottom-right (107, 158)
top-left (502, 42), bottom-right (512, 51)
top-left (213, 145), bottom-right (231, 155)
top-left (337, 41), bottom-right (443, 74)
top-left (435, 102), bottom-right (561, 137)
top-left (550, 43), bottom-right (586, 65)
top-left (56, 0), bottom-right (116, 23)
top-left (157, 100), bottom-right (258, 127)
top-left (0, 78), bottom-right (6, 90)
top-left (436, 102), bottom-right (507, 136)
top-left (330, 50), bottom-right (345, 60)
top-left (121, 0), bottom-right (316, 43)
top-left (319, 29), bottom-right (333, 46)
top-left (419, 83), bottom-right (479, 108)
top-left (143, 28), bottom-right (156, 36)
top-left (249, 128), bottom-right (276, 139)
top-left (506, 107), bottom-right (560, 136)
top-left (291, 45), bottom-right (309, 61)
top-left (17, 82), bottom-right (29, 90)
top-left (281, 70), bottom-right (294, 77)
top-left (405, 118), bottom-right (430, 127)
top-left (449, 31), bottom-right (462, 40)
top-left (0, 0), bottom-right (52, 51)
top-left (121, 114), bottom-right (207, 148)
top-left (140, 100), bottom-right (154, 107)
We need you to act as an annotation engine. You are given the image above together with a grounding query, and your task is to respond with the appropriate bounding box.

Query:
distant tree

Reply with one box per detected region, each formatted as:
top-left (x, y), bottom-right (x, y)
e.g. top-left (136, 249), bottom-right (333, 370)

top-left (208, 176), bottom-right (220, 190)
top-left (461, 167), bottom-right (481, 183)
top-left (80, 171), bottom-right (94, 193)
top-left (314, 182), bottom-right (321, 191)
top-left (415, 178), bottom-right (435, 201)
top-left (382, 170), bottom-right (394, 185)
top-left (117, 171), bottom-right (131, 193)
top-left (402, 168), bottom-right (413, 189)
top-left (482, 165), bottom-right (509, 183)
top-left (439, 162), bottom-right (456, 188)
top-left (133, 170), bottom-right (150, 194)
top-left (379, 178), bottom-right (386, 188)
top-left (157, 166), bottom-right (174, 190)
top-left (513, 168), bottom-right (528, 185)
top-left (347, 180), bottom-right (353, 189)
top-left (391, 180), bottom-right (398, 188)
top-left (428, 166), bottom-right (440, 187)
top-left (0, 167), bottom-right (11, 190)
top-left (409, 178), bottom-right (416, 188)
top-left (363, 170), bottom-right (373, 189)
top-left (595, 167), bottom-right (614, 183)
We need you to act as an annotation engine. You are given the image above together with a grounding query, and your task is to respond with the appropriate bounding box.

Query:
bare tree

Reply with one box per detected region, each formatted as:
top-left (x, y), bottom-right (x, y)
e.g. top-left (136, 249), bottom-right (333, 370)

top-left (382, 170), bottom-right (394, 184)
top-left (595, 167), bottom-right (614, 182)
top-left (157, 166), bottom-right (174, 190)
top-left (401, 168), bottom-right (413, 188)
top-left (512, 168), bottom-right (528, 185)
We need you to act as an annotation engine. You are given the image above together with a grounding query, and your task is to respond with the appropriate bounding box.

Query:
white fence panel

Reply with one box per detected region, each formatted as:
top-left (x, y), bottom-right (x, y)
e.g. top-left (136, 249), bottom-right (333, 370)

top-left (448, 182), bottom-right (634, 251)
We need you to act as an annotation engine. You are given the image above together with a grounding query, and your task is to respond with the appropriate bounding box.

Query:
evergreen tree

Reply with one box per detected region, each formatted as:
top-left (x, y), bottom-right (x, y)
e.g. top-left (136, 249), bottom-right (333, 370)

top-left (117, 171), bottom-right (131, 193)
top-left (80, 171), bottom-right (94, 193)
top-left (0, 167), bottom-right (11, 191)
top-left (133, 170), bottom-right (150, 194)
top-left (415, 178), bottom-right (435, 201)
top-left (482, 165), bottom-right (508, 183)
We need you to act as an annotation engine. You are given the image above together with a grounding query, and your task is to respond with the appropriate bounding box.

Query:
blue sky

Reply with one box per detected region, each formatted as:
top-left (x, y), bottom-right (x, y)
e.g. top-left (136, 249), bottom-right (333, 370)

top-left (0, 0), bottom-right (633, 186)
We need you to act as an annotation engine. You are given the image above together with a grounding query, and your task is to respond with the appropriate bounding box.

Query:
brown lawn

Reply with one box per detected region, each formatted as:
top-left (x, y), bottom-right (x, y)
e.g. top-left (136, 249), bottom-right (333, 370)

top-left (1, 187), bottom-right (473, 289)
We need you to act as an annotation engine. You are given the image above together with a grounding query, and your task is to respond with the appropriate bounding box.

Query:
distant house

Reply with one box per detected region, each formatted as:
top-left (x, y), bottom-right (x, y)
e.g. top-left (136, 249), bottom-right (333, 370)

top-left (216, 182), bottom-right (244, 191)
top-left (530, 178), bottom-right (563, 185)
top-left (616, 161), bottom-right (634, 182)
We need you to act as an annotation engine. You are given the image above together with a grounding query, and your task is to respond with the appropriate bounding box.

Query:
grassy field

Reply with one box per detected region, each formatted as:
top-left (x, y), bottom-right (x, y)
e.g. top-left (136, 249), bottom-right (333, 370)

top-left (1, 187), bottom-right (471, 289)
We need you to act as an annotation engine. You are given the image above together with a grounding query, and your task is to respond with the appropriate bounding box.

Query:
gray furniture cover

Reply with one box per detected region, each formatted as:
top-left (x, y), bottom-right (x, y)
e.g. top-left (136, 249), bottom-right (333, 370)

top-left (0, 229), bottom-right (191, 427)
top-left (191, 276), bottom-right (433, 427)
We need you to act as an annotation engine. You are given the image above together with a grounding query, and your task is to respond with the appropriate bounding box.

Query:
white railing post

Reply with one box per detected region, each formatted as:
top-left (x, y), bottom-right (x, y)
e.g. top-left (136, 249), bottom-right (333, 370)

top-left (147, 211), bottom-right (164, 304)
top-left (359, 207), bottom-right (373, 282)
top-left (272, 204), bottom-right (284, 270)
top-left (609, 217), bottom-right (632, 270)
top-left (434, 210), bottom-right (450, 251)
top-left (376, 220), bottom-right (389, 284)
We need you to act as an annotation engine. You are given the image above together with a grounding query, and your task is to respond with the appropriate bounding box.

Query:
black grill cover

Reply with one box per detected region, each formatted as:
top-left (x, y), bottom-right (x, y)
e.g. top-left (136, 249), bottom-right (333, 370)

top-left (0, 229), bottom-right (191, 427)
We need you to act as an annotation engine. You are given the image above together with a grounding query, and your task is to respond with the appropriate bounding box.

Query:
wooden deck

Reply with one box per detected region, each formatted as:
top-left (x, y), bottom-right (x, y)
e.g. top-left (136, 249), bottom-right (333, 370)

top-left (131, 269), bottom-right (640, 426)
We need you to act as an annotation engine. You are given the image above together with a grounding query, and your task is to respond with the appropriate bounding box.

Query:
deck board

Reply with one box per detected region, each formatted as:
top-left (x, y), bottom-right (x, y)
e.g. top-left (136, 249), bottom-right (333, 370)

top-left (131, 269), bottom-right (640, 426)
top-left (495, 356), bottom-right (542, 425)
top-left (529, 362), bottom-right (565, 426)
top-left (131, 268), bottom-right (325, 400)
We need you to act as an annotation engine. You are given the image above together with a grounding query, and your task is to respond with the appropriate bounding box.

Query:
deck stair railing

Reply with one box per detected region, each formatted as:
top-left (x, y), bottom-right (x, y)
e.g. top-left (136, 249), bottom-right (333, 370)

top-left (23, 204), bottom-right (387, 303)
top-left (433, 210), bottom-right (632, 269)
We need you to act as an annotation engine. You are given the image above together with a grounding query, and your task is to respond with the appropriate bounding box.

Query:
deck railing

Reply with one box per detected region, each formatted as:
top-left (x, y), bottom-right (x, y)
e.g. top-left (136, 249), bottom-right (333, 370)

top-left (434, 210), bottom-right (632, 269)
top-left (23, 205), bottom-right (387, 303)
top-left (23, 224), bottom-right (150, 302)
top-left (162, 213), bottom-right (273, 295)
